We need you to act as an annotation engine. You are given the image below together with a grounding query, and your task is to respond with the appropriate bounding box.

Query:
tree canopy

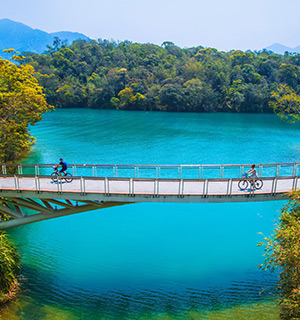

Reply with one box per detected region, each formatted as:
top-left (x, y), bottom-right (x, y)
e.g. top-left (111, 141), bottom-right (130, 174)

top-left (24, 39), bottom-right (300, 113)
top-left (259, 190), bottom-right (300, 319)
top-left (0, 52), bottom-right (54, 162)
top-left (0, 231), bottom-right (21, 304)
top-left (269, 84), bottom-right (300, 123)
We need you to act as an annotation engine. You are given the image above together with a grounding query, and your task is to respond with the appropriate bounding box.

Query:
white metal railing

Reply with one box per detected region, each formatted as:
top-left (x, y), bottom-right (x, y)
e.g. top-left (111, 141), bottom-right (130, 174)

top-left (1, 162), bottom-right (300, 180)
top-left (0, 174), bottom-right (297, 199)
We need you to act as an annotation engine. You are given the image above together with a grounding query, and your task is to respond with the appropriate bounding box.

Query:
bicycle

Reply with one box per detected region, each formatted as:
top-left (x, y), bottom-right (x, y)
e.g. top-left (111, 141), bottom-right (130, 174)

top-left (238, 172), bottom-right (263, 190)
top-left (51, 166), bottom-right (73, 183)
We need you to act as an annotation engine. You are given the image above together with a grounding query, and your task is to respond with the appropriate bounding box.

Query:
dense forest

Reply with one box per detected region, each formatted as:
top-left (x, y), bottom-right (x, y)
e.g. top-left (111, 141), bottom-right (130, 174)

top-left (25, 39), bottom-right (300, 112)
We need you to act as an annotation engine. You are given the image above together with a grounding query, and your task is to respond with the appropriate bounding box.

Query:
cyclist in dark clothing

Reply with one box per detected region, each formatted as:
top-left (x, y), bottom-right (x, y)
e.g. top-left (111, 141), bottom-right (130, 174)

top-left (55, 158), bottom-right (68, 176)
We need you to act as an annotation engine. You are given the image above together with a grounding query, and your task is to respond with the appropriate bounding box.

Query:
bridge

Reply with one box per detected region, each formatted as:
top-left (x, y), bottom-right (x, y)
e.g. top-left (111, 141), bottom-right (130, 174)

top-left (0, 162), bottom-right (298, 229)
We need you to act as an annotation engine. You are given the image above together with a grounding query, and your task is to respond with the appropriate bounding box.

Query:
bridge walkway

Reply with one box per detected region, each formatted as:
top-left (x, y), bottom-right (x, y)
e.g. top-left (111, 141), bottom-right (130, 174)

top-left (0, 162), bottom-right (298, 229)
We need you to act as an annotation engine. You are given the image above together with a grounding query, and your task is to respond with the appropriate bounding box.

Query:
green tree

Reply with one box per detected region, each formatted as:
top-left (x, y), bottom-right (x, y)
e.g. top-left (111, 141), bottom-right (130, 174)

top-left (259, 190), bottom-right (300, 319)
top-left (159, 84), bottom-right (185, 111)
top-left (110, 97), bottom-right (120, 108)
top-left (0, 231), bottom-right (21, 304)
top-left (183, 78), bottom-right (204, 111)
top-left (279, 63), bottom-right (300, 90)
top-left (228, 79), bottom-right (246, 111)
top-left (269, 84), bottom-right (300, 123)
top-left (118, 87), bottom-right (145, 110)
top-left (118, 87), bottom-right (136, 109)
top-left (0, 54), bottom-right (54, 162)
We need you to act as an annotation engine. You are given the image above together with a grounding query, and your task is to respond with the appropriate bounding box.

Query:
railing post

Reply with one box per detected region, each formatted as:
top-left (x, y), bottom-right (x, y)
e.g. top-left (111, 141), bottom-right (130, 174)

top-left (129, 178), bottom-right (131, 195)
top-left (293, 164), bottom-right (297, 176)
top-left (57, 176), bottom-right (62, 193)
top-left (35, 175), bottom-right (40, 193)
top-left (129, 178), bottom-right (134, 196)
top-left (80, 177), bottom-right (86, 195)
top-left (132, 179), bottom-right (134, 196)
top-left (203, 179), bottom-right (208, 197)
top-left (259, 165), bottom-right (263, 177)
top-left (178, 179), bottom-right (184, 197)
top-left (273, 178), bottom-right (278, 195)
top-left (206, 180), bottom-right (209, 197)
top-left (271, 177), bottom-right (277, 196)
top-left (14, 175), bottom-right (20, 192)
top-left (219, 166), bottom-right (222, 179)
top-left (226, 179), bottom-right (232, 197)
top-left (104, 178), bottom-right (110, 196)
top-left (247, 178), bottom-right (255, 196)
top-left (276, 164), bottom-right (281, 177)
top-left (293, 176), bottom-right (298, 190)
top-left (153, 179), bottom-right (159, 197)
top-left (2, 165), bottom-right (7, 175)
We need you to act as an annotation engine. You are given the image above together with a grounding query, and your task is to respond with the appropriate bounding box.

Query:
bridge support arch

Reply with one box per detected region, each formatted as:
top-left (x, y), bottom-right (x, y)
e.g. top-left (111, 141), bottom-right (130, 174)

top-left (0, 197), bottom-right (131, 230)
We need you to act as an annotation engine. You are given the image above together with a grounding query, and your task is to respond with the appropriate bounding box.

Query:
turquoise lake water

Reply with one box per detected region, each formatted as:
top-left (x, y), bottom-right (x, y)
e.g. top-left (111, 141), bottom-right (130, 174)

top-left (2, 109), bottom-right (300, 319)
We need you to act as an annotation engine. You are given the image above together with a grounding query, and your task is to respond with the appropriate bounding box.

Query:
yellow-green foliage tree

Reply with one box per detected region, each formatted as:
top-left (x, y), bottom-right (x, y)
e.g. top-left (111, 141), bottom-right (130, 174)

top-left (0, 50), bottom-right (53, 304)
top-left (118, 87), bottom-right (145, 110)
top-left (269, 84), bottom-right (300, 123)
top-left (0, 51), bottom-right (54, 162)
top-left (259, 190), bottom-right (300, 319)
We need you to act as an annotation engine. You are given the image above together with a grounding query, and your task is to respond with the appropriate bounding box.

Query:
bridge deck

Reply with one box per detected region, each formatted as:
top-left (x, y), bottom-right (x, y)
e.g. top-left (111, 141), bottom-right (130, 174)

top-left (1, 162), bottom-right (298, 229)
top-left (0, 175), bottom-right (294, 202)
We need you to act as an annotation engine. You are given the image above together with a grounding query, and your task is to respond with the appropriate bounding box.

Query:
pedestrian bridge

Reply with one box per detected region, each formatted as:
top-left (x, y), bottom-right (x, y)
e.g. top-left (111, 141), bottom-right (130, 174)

top-left (0, 162), bottom-right (298, 229)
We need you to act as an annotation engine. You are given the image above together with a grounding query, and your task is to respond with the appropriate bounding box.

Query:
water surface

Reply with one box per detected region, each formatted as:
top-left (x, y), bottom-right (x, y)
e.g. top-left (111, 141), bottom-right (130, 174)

top-left (3, 110), bottom-right (300, 319)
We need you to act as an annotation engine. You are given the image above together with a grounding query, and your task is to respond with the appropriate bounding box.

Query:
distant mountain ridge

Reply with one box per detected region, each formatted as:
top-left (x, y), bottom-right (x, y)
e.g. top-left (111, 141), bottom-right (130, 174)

top-left (264, 43), bottom-right (300, 54)
top-left (0, 18), bottom-right (90, 55)
top-left (1, 18), bottom-right (300, 56)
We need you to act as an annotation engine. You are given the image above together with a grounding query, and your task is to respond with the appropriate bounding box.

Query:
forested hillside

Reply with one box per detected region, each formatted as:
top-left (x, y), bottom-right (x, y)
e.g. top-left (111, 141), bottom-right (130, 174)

top-left (26, 39), bottom-right (300, 112)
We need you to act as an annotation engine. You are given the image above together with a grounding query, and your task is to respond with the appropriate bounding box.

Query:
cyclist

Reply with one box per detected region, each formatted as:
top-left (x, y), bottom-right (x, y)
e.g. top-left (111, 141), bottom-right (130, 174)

top-left (55, 158), bottom-right (68, 176)
top-left (245, 164), bottom-right (257, 178)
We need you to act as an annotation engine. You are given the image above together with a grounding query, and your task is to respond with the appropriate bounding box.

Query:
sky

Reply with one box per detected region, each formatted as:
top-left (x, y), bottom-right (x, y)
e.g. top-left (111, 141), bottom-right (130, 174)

top-left (1, 0), bottom-right (299, 51)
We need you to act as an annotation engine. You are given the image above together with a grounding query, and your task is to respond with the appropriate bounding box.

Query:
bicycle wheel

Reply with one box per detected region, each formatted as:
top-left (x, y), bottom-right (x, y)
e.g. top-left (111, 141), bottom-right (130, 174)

top-left (51, 172), bottom-right (58, 182)
top-left (238, 179), bottom-right (248, 190)
top-left (254, 179), bottom-right (263, 190)
top-left (64, 173), bottom-right (73, 183)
